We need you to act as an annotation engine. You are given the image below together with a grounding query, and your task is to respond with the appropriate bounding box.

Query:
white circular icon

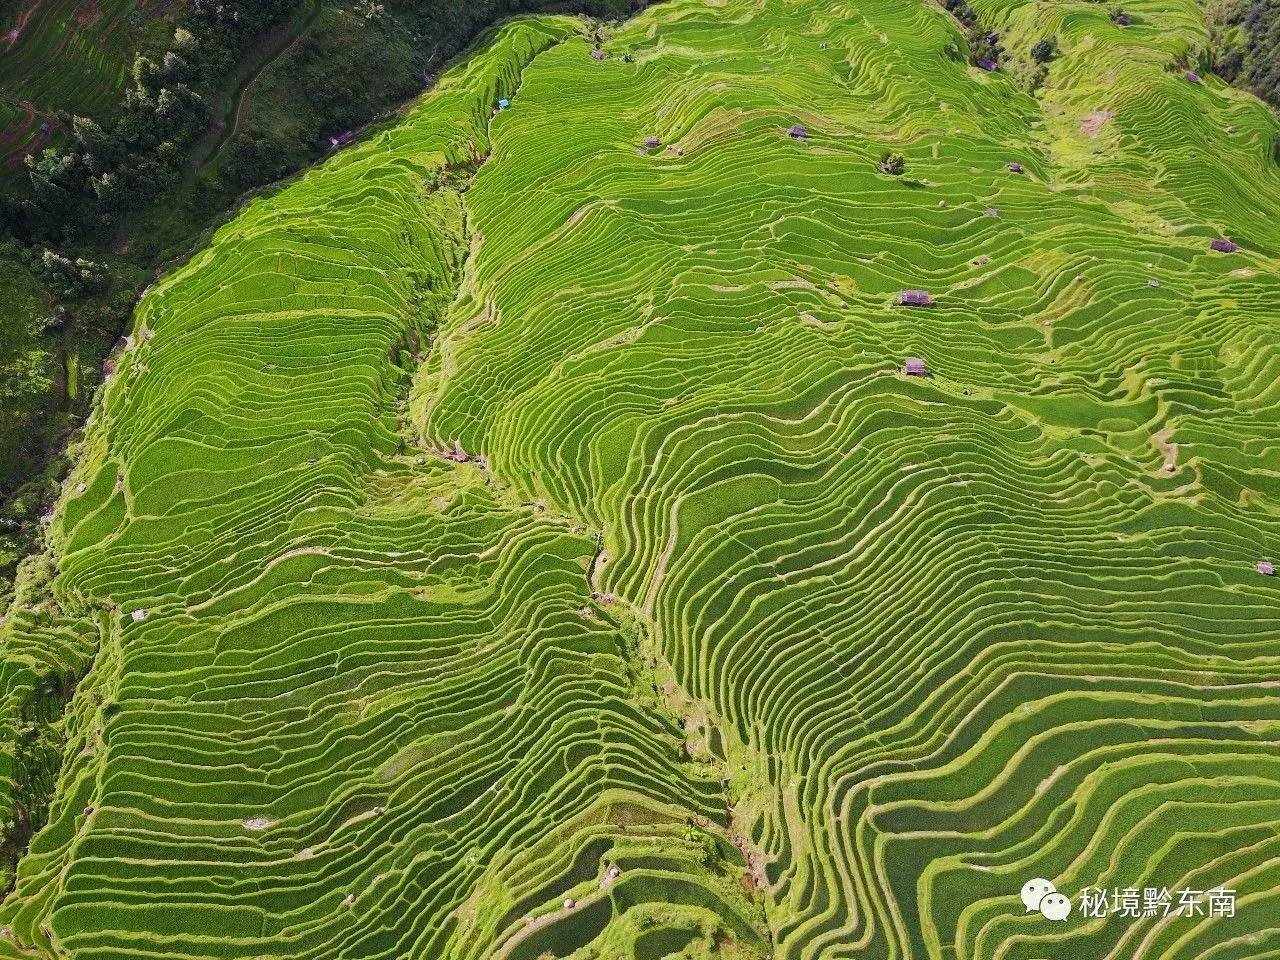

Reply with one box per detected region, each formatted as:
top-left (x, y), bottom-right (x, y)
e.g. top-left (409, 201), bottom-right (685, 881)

top-left (1021, 878), bottom-right (1056, 913)
top-left (1039, 891), bottom-right (1072, 921)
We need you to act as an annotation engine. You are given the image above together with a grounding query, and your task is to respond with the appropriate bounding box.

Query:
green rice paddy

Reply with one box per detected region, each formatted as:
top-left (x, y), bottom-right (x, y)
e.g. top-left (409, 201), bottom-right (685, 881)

top-left (0, 0), bottom-right (171, 168)
top-left (1, 0), bottom-right (1278, 957)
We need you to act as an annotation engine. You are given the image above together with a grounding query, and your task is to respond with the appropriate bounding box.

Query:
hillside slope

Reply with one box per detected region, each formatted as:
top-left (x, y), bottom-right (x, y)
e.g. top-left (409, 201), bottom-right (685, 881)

top-left (1, 0), bottom-right (1278, 958)
top-left (0, 0), bottom-right (177, 171)
top-left (0, 0), bottom-right (642, 612)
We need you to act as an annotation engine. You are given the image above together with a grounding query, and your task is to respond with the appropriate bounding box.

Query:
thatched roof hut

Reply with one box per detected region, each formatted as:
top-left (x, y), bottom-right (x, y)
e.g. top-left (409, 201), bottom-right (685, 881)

top-left (898, 290), bottom-right (933, 307)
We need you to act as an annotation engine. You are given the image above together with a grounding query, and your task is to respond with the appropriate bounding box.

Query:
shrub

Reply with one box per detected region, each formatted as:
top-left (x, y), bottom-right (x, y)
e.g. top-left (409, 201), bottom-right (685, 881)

top-left (39, 251), bottom-right (107, 300)
top-left (879, 152), bottom-right (906, 175)
top-left (1032, 38), bottom-right (1058, 62)
top-left (1209, 0), bottom-right (1280, 106)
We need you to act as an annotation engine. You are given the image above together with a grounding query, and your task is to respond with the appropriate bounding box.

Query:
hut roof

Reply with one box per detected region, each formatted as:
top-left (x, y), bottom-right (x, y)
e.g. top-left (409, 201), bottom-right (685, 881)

top-left (788, 124), bottom-right (809, 140)
top-left (976, 58), bottom-right (999, 72)
top-left (1259, 561), bottom-right (1276, 576)
top-left (591, 48), bottom-right (605, 60)
top-left (643, 136), bottom-right (661, 149)
top-left (1007, 162), bottom-right (1023, 173)
top-left (1185, 71), bottom-right (1200, 83)
top-left (498, 98), bottom-right (510, 109)
top-left (903, 357), bottom-right (928, 375)
top-left (898, 290), bottom-right (933, 307)
top-left (1209, 237), bottom-right (1239, 253)
top-left (1114, 12), bottom-right (1132, 25)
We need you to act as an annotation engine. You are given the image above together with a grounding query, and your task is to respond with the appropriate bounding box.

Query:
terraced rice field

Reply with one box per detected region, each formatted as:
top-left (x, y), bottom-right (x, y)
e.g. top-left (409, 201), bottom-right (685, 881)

top-left (1, 0), bottom-right (1278, 957)
top-left (0, 0), bottom-right (173, 168)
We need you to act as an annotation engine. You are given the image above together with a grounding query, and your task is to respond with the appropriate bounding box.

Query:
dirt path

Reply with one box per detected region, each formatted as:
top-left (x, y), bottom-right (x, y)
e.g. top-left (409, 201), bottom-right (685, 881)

top-left (1152, 424), bottom-right (1178, 470)
top-left (0, 99), bottom-right (44, 169)
top-left (193, 0), bottom-right (322, 173)
top-left (109, 0), bottom-right (321, 252)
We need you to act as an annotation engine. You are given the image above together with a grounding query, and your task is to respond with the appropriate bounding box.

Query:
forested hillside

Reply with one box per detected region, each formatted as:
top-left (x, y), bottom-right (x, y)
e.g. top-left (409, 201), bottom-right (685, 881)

top-left (1211, 0), bottom-right (1280, 106)
top-left (0, 0), bottom-right (644, 608)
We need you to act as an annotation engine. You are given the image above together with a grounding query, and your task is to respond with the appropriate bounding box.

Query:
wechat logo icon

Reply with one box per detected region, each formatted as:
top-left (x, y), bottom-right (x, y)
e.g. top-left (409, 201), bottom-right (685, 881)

top-left (1021, 878), bottom-right (1072, 921)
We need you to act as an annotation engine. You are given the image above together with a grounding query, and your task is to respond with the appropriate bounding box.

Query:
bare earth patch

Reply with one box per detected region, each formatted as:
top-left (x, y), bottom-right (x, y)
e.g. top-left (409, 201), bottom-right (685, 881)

top-left (1152, 424), bottom-right (1177, 470)
top-left (728, 828), bottom-right (769, 893)
top-left (74, 0), bottom-right (103, 27)
top-left (1080, 110), bottom-right (1114, 139)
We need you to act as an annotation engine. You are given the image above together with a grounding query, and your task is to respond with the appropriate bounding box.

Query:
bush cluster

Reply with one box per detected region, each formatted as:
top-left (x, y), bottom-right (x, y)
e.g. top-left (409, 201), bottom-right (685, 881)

top-left (4, 1), bottom-right (296, 244)
top-left (1212, 0), bottom-right (1280, 105)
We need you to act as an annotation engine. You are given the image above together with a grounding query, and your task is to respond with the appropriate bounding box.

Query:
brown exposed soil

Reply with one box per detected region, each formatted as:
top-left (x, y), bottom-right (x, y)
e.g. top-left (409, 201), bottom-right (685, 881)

top-left (1152, 424), bottom-right (1177, 470)
top-left (1080, 110), bottom-right (1114, 139)
top-left (727, 827), bottom-right (768, 893)
top-left (74, 0), bottom-right (102, 27)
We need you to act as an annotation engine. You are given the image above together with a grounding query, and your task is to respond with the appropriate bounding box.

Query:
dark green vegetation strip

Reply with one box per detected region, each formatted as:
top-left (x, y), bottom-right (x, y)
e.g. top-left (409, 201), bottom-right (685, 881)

top-left (1210, 0), bottom-right (1280, 108)
top-left (1, 0), bottom-right (1279, 957)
